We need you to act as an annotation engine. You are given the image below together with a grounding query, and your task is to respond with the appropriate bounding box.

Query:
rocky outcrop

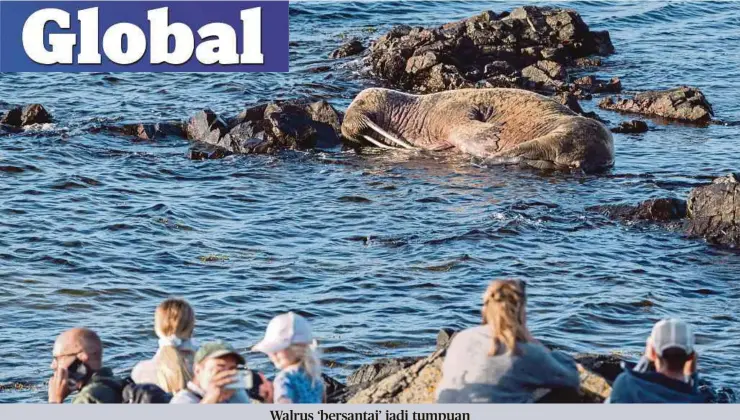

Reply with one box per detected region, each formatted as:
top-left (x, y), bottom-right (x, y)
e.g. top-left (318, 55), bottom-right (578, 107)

top-left (599, 86), bottom-right (713, 123)
top-left (186, 100), bottom-right (344, 156)
top-left (588, 175), bottom-right (740, 249)
top-left (686, 174), bottom-right (740, 248)
top-left (334, 331), bottom-right (734, 404)
top-left (0, 104), bottom-right (52, 127)
top-left (366, 6), bottom-right (614, 93)
top-left (611, 120), bottom-right (648, 134)
top-left (588, 198), bottom-right (688, 223)
top-left (330, 39), bottom-right (366, 59)
top-left (94, 121), bottom-right (186, 140)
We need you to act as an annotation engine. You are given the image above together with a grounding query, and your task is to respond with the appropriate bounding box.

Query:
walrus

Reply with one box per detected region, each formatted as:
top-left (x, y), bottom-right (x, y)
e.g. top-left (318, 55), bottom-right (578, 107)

top-left (341, 88), bottom-right (614, 172)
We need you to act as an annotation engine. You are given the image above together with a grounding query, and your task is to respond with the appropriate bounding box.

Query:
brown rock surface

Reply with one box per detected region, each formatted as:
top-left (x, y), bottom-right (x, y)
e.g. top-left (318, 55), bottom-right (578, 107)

top-left (599, 86), bottom-right (713, 123)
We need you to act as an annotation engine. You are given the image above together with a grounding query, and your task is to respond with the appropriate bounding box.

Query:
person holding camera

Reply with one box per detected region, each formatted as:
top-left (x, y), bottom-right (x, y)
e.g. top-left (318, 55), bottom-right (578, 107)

top-left (48, 328), bottom-right (123, 403)
top-left (608, 318), bottom-right (707, 403)
top-left (170, 341), bottom-right (272, 404)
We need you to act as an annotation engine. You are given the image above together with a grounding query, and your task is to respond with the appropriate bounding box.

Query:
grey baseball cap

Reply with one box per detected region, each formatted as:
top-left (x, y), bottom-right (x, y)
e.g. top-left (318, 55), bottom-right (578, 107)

top-left (650, 318), bottom-right (695, 357)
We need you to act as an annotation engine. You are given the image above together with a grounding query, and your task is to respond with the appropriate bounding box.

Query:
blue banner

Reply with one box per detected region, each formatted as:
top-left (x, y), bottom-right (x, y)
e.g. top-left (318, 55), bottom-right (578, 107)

top-left (0, 1), bottom-right (289, 71)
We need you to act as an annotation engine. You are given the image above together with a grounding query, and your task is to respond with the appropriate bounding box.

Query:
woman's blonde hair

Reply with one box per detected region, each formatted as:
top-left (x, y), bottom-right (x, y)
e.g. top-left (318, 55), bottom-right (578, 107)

top-left (481, 279), bottom-right (528, 356)
top-left (154, 298), bottom-right (195, 393)
top-left (283, 343), bottom-right (322, 383)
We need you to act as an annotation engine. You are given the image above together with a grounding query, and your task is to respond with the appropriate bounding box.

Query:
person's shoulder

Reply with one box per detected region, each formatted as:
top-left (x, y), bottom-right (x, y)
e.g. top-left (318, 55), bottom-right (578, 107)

top-left (131, 359), bottom-right (157, 384)
top-left (448, 325), bottom-right (489, 349)
top-left (73, 379), bottom-right (123, 404)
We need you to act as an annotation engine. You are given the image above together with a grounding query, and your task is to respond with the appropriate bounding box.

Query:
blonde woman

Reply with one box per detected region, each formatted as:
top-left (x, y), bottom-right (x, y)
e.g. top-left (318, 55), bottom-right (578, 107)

top-left (252, 312), bottom-right (325, 403)
top-left (132, 298), bottom-right (196, 393)
top-left (436, 280), bottom-right (580, 403)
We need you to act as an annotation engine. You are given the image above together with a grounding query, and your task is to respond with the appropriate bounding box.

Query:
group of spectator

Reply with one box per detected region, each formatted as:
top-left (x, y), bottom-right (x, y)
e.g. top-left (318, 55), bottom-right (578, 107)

top-left (47, 280), bottom-right (707, 404)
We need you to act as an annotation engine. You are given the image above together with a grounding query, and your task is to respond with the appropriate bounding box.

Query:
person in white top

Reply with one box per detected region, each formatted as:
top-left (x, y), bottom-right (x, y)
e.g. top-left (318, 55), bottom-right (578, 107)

top-left (131, 298), bottom-right (196, 393)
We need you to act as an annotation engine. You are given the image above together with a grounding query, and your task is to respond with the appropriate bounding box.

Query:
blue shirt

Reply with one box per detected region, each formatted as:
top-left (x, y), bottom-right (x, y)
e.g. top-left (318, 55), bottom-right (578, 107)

top-left (273, 365), bottom-right (324, 404)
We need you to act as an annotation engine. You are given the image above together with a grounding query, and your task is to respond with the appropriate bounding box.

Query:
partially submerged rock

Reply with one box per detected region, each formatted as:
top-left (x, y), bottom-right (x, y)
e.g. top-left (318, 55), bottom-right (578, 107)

top-left (588, 198), bottom-right (688, 223)
top-left (366, 6), bottom-right (614, 93)
top-left (686, 174), bottom-right (740, 248)
top-left (330, 39), bottom-right (366, 59)
top-left (186, 100), bottom-right (343, 156)
top-left (599, 86), bottom-right (713, 123)
top-left (572, 75), bottom-right (622, 95)
top-left (96, 121), bottom-right (186, 140)
top-left (611, 120), bottom-right (648, 134)
top-left (0, 104), bottom-right (52, 127)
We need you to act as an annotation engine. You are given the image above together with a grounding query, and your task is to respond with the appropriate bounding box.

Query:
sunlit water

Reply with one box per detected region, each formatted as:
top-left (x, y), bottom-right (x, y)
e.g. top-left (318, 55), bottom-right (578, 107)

top-left (1, 1), bottom-right (740, 402)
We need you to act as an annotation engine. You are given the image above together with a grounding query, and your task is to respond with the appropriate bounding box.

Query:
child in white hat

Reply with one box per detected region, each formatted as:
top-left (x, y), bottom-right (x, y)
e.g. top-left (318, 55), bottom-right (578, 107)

top-left (253, 312), bottom-right (325, 403)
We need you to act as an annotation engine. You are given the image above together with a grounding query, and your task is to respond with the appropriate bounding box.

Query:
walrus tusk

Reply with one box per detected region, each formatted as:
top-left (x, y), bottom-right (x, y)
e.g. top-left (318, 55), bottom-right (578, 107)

top-left (363, 118), bottom-right (418, 150)
top-left (362, 134), bottom-right (397, 150)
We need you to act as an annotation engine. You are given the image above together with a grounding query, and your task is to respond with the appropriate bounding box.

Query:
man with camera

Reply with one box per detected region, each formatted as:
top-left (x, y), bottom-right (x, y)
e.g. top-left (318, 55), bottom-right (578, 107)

top-left (48, 328), bottom-right (123, 403)
top-left (608, 318), bottom-right (707, 403)
top-left (170, 341), bottom-right (272, 404)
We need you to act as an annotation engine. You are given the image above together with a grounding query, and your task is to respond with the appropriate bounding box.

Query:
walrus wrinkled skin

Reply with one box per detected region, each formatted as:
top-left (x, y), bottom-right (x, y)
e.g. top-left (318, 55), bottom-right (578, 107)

top-left (341, 88), bottom-right (614, 172)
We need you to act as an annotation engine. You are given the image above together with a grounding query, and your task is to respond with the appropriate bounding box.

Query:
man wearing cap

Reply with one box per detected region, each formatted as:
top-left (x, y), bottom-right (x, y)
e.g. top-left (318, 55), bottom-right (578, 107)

top-left (608, 318), bottom-right (707, 403)
top-left (170, 341), bottom-right (252, 404)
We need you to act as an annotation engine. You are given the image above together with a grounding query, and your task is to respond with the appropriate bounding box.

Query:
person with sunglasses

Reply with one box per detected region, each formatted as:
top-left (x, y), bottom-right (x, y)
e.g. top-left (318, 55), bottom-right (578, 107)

top-left (48, 328), bottom-right (123, 403)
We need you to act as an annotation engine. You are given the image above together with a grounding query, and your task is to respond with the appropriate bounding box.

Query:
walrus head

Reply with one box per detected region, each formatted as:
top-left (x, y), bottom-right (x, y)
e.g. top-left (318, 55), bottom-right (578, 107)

top-left (341, 88), bottom-right (419, 150)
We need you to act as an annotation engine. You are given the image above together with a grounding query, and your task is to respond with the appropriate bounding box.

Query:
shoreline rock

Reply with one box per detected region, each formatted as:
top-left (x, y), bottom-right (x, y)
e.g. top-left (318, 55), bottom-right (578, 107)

top-left (0, 104), bottom-right (52, 127)
top-left (590, 174), bottom-right (740, 249)
top-left (687, 174), bottom-right (740, 248)
top-left (365, 6), bottom-right (614, 94)
top-left (330, 39), bottom-right (366, 59)
top-left (186, 99), bottom-right (344, 156)
top-left (326, 329), bottom-right (735, 404)
top-left (599, 86), bottom-right (713, 123)
top-left (611, 120), bottom-right (648, 134)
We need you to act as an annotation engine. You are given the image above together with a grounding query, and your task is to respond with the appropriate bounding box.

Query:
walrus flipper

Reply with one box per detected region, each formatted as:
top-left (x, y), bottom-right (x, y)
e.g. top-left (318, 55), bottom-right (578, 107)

top-left (447, 121), bottom-right (502, 158)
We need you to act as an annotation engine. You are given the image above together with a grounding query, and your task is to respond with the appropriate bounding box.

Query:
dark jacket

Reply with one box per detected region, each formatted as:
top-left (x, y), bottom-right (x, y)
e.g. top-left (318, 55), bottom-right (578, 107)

top-left (609, 369), bottom-right (707, 403)
top-left (72, 368), bottom-right (124, 404)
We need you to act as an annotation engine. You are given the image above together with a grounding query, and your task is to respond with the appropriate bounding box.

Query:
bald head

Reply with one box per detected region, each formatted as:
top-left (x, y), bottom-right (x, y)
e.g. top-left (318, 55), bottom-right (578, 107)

top-left (52, 328), bottom-right (103, 371)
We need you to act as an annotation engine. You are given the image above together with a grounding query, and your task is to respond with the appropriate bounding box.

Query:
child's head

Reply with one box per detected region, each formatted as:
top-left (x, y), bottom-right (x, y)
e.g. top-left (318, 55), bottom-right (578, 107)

top-left (253, 312), bottom-right (322, 380)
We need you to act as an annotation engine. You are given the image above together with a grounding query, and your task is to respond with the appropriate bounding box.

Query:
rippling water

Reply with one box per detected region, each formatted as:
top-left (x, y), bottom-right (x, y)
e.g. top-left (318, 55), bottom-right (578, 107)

top-left (2, 1), bottom-right (740, 403)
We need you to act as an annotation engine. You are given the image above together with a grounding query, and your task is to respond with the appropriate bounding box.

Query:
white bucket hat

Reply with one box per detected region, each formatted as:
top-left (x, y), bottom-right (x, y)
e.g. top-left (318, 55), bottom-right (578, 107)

top-left (252, 312), bottom-right (314, 354)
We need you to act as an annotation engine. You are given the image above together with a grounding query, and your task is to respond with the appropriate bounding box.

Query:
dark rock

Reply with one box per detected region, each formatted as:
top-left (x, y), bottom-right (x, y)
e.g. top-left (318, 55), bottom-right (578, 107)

top-left (186, 100), bottom-right (343, 156)
top-left (436, 328), bottom-right (457, 350)
top-left (611, 120), bottom-right (649, 134)
top-left (0, 104), bottom-right (52, 127)
top-left (187, 146), bottom-right (232, 161)
top-left (599, 86), bottom-right (713, 123)
top-left (686, 174), bottom-right (740, 248)
top-left (572, 57), bottom-right (602, 67)
top-left (186, 109), bottom-right (228, 144)
top-left (101, 121), bottom-right (186, 140)
top-left (330, 38), bottom-right (366, 59)
top-left (522, 60), bottom-right (568, 90)
top-left (322, 374), bottom-right (347, 403)
top-left (0, 123), bottom-right (23, 135)
top-left (347, 357), bottom-right (421, 387)
top-left (366, 6), bottom-right (613, 93)
top-left (556, 92), bottom-right (584, 114)
top-left (572, 75), bottom-right (622, 94)
top-left (588, 198), bottom-right (688, 223)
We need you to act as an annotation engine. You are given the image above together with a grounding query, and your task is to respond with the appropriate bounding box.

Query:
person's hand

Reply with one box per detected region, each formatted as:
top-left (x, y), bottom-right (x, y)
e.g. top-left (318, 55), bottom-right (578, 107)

top-left (48, 367), bottom-right (71, 403)
top-left (200, 369), bottom-right (237, 404)
top-left (684, 353), bottom-right (698, 377)
top-left (257, 373), bottom-right (273, 403)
